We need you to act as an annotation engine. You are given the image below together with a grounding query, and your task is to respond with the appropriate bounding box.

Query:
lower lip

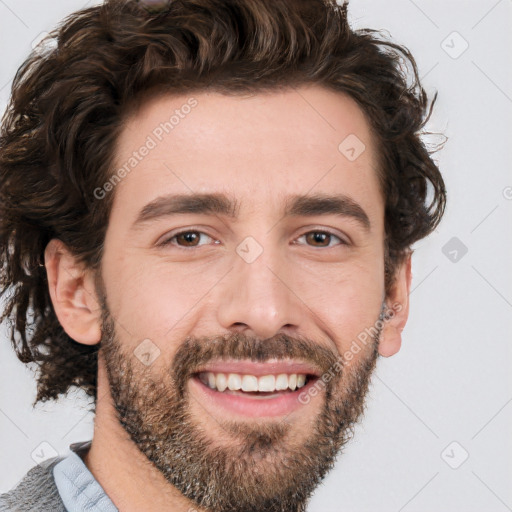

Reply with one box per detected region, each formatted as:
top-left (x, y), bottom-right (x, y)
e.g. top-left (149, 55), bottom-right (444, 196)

top-left (189, 375), bottom-right (320, 418)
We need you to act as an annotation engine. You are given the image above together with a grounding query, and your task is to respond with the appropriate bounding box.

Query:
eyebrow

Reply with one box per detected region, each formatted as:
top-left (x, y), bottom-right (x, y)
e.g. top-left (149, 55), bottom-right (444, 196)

top-left (131, 192), bottom-right (371, 231)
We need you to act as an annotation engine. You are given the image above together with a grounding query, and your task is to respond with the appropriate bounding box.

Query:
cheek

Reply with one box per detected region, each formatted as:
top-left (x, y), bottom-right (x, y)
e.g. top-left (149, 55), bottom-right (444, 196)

top-left (102, 254), bottom-right (230, 342)
top-left (296, 259), bottom-right (384, 353)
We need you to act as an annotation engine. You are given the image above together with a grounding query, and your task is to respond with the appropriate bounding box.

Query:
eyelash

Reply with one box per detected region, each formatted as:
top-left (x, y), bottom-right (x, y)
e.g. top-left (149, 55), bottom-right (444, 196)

top-left (158, 229), bottom-right (349, 250)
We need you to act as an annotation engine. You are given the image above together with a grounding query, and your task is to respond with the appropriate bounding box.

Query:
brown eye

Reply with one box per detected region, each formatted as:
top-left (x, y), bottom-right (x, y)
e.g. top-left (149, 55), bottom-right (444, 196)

top-left (160, 230), bottom-right (216, 249)
top-left (297, 231), bottom-right (347, 248)
top-left (176, 231), bottom-right (201, 247)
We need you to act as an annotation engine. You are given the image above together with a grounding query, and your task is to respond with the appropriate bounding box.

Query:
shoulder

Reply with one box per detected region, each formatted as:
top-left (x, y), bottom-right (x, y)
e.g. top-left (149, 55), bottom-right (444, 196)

top-left (0, 457), bottom-right (66, 512)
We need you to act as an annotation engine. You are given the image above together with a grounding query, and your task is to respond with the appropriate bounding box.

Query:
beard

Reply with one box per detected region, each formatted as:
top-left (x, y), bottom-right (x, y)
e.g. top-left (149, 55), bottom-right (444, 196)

top-left (97, 290), bottom-right (382, 512)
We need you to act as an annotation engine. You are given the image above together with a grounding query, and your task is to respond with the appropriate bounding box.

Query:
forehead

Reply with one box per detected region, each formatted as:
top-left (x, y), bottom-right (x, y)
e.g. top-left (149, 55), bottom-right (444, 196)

top-left (110, 84), bottom-right (383, 223)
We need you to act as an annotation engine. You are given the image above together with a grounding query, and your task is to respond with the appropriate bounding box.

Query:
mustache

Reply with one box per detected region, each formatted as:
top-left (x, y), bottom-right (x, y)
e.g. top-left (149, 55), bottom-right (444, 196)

top-left (171, 331), bottom-right (340, 393)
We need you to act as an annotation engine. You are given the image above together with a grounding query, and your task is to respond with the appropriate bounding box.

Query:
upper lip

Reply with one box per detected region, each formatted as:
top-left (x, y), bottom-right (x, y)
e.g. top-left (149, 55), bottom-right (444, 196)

top-left (193, 359), bottom-right (321, 377)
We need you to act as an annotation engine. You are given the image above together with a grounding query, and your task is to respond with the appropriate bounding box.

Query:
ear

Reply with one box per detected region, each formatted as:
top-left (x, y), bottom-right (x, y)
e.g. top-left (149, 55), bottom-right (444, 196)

top-left (44, 238), bottom-right (102, 345)
top-left (378, 253), bottom-right (412, 357)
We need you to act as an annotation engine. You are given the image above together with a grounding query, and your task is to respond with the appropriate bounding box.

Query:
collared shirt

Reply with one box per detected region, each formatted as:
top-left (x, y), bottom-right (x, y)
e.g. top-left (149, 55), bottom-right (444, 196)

top-left (0, 440), bottom-right (118, 512)
top-left (53, 441), bottom-right (118, 512)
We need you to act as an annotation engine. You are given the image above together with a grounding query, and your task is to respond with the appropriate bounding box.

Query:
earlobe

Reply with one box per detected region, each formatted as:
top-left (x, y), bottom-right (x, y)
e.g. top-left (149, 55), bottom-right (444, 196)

top-left (378, 253), bottom-right (412, 357)
top-left (44, 239), bottom-right (102, 345)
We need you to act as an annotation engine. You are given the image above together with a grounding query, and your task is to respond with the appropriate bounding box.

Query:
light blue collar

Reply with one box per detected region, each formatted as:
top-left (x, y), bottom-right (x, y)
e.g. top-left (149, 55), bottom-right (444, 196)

top-left (53, 441), bottom-right (118, 512)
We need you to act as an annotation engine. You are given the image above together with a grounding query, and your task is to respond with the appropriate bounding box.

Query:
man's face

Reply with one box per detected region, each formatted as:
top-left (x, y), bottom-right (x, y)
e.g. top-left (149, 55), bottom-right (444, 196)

top-left (97, 84), bottom-right (388, 511)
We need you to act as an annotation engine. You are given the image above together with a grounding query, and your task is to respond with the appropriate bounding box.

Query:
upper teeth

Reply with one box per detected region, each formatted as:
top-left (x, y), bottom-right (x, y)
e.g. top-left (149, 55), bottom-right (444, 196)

top-left (199, 372), bottom-right (307, 392)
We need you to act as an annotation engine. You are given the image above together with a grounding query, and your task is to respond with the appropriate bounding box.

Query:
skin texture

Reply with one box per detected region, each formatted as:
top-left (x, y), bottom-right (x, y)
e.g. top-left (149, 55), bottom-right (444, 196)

top-left (44, 84), bottom-right (412, 511)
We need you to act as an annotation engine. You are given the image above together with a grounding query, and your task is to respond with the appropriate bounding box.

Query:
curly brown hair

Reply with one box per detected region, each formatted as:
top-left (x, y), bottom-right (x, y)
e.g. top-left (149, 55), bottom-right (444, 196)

top-left (0, 0), bottom-right (446, 407)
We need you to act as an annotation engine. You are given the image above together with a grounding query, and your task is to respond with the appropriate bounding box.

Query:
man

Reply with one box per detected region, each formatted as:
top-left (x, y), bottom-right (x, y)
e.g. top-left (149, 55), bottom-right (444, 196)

top-left (0, 0), bottom-right (446, 510)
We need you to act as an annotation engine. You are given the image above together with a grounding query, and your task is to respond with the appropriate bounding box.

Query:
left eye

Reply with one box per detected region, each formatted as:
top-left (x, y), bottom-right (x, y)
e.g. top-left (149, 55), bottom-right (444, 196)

top-left (159, 230), bottom-right (346, 249)
top-left (294, 231), bottom-right (346, 248)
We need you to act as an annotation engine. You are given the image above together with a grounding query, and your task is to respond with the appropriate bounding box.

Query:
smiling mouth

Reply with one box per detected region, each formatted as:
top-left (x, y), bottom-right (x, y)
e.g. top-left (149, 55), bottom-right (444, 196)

top-left (195, 371), bottom-right (318, 398)
top-left (189, 359), bottom-right (323, 417)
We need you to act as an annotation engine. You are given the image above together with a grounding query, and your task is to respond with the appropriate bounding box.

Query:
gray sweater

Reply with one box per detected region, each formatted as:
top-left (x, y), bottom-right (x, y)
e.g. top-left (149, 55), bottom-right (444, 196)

top-left (0, 456), bottom-right (66, 511)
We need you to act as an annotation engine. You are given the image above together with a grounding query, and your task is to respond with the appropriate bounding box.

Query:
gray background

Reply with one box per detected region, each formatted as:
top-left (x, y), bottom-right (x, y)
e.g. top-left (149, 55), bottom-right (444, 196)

top-left (1, 1), bottom-right (511, 510)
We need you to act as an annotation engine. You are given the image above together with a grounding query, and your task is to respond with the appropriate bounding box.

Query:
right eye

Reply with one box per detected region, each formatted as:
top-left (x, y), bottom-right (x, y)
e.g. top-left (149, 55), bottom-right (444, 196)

top-left (158, 229), bottom-right (220, 249)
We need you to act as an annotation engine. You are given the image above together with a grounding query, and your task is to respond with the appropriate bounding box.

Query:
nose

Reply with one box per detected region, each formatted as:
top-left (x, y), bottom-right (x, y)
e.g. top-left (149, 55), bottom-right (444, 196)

top-left (215, 243), bottom-right (302, 340)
